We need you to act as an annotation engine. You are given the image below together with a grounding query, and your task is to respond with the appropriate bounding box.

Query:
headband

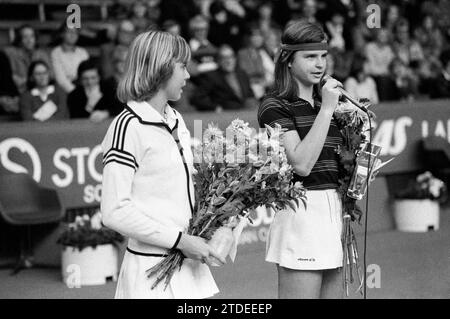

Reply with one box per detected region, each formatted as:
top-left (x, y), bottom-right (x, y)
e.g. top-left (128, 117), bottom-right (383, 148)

top-left (274, 42), bottom-right (329, 63)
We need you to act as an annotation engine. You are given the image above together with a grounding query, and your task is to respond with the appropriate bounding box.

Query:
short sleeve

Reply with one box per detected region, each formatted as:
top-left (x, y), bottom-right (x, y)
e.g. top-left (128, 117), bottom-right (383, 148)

top-left (257, 96), bottom-right (296, 131)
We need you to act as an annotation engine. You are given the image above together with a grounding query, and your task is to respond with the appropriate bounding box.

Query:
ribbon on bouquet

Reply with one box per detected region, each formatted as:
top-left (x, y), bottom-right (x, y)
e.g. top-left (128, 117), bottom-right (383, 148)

top-left (228, 212), bottom-right (250, 262)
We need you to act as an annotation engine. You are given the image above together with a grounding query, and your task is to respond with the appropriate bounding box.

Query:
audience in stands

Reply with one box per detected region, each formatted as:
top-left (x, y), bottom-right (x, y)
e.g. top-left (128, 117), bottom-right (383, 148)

top-left (253, 1), bottom-right (280, 35)
top-left (252, 1), bottom-right (282, 59)
top-left (208, 0), bottom-right (245, 51)
top-left (325, 13), bottom-right (346, 52)
top-left (129, 0), bottom-right (156, 34)
top-left (159, 0), bottom-right (200, 38)
top-left (364, 28), bottom-right (396, 101)
top-left (19, 60), bottom-right (68, 121)
top-left (0, 0), bottom-right (450, 123)
top-left (0, 50), bottom-right (19, 119)
top-left (102, 47), bottom-right (127, 115)
top-left (414, 15), bottom-right (444, 63)
top-left (100, 20), bottom-right (135, 80)
top-left (384, 4), bottom-right (401, 35)
top-left (298, 0), bottom-right (318, 24)
top-left (146, 0), bottom-right (163, 26)
top-left (191, 44), bottom-right (257, 112)
top-left (344, 55), bottom-right (379, 105)
top-left (389, 57), bottom-right (419, 101)
top-left (429, 49), bottom-right (450, 98)
top-left (162, 20), bottom-right (182, 36)
top-left (392, 19), bottom-right (424, 70)
top-left (329, 47), bottom-right (353, 83)
top-left (187, 15), bottom-right (218, 80)
top-left (4, 25), bottom-right (52, 94)
top-left (67, 59), bottom-right (119, 122)
top-left (237, 25), bottom-right (274, 99)
top-left (51, 24), bottom-right (89, 94)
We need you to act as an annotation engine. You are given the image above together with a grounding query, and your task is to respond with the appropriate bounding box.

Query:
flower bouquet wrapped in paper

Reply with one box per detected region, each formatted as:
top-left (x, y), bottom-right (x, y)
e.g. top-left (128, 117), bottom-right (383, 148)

top-left (333, 98), bottom-right (393, 295)
top-left (146, 119), bottom-right (307, 290)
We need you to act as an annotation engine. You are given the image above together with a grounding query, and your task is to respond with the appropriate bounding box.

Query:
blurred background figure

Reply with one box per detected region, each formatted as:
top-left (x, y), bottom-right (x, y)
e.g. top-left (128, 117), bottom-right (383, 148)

top-left (237, 25), bottom-right (274, 99)
top-left (208, 0), bottom-right (245, 51)
top-left (300, 0), bottom-right (319, 24)
top-left (129, 0), bottom-right (156, 34)
top-left (392, 19), bottom-right (424, 70)
top-left (191, 44), bottom-right (257, 112)
top-left (187, 15), bottom-right (218, 80)
top-left (159, 0), bottom-right (200, 39)
top-left (162, 20), bottom-right (182, 36)
top-left (414, 15), bottom-right (443, 62)
top-left (67, 59), bottom-right (118, 122)
top-left (100, 20), bottom-right (135, 80)
top-left (384, 4), bottom-right (401, 35)
top-left (344, 54), bottom-right (379, 105)
top-left (51, 24), bottom-right (89, 94)
top-left (19, 60), bottom-right (68, 121)
top-left (4, 25), bottom-right (52, 94)
top-left (145, 0), bottom-right (162, 30)
top-left (365, 28), bottom-right (396, 101)
top-left (429, 49), bottom-right (450, 98)
top-left (253, 1), bottom-right (281, 38)
top-left (0, 50), bottom-right (19, 120)
top-left (102, 46), bottom-right (127, 116)
top-left (389, 58), bottom-right (419, 101)
top-left (325, 13), bottom-right (346, 51)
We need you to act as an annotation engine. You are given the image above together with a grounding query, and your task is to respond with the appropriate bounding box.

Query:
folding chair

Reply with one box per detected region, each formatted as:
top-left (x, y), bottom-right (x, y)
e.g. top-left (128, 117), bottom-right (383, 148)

top-left (0, 173), bottom-right (65, 275)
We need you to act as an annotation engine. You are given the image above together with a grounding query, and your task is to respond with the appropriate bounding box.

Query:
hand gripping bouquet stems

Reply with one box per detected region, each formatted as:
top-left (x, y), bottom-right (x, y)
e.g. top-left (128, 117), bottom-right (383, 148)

top-left (334, 98), bottom-right (392, 295)
top-left (146, 119), bottom-right (307, 290)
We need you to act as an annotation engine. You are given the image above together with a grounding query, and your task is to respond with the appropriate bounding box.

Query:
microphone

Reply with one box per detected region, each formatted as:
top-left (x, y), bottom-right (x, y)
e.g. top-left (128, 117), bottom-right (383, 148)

top-left (321, 75), bottom-right (369, 113)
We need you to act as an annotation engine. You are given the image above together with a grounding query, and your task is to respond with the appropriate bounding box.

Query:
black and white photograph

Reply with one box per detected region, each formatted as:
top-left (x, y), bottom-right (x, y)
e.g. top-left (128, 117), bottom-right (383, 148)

top-left (0, 0), bottom-right (449, 304)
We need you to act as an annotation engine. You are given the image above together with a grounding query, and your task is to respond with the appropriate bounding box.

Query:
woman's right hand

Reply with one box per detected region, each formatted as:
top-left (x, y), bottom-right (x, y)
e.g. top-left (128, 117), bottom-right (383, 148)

top-left (178, 234), bottom-right (226, 266)
top-left (321, 77), bottom-right (342, 114)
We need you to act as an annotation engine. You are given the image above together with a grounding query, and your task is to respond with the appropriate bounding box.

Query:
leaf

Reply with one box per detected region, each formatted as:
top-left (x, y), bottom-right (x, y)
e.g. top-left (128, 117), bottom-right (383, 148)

top-left (216, 183), bottom-right (226, 195)
top-left (300, 197), bottom-right (307, 210)
top-left (213, 196), bottom-right (227, 206)
top-left (287, 201), bottom-right (297, 212)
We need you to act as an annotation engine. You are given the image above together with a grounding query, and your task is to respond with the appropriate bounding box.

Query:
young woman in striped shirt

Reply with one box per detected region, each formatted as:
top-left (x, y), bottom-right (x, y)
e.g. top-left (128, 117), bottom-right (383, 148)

top-left (258, 21), bottom-right (344, 299)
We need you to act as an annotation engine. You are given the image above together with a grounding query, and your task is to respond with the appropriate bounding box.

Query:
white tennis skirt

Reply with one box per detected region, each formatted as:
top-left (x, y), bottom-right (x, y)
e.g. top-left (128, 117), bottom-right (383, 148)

top-left (115, 250), bottom-right (219, 299)
top-left (266, 189), bottom-right (343, 270)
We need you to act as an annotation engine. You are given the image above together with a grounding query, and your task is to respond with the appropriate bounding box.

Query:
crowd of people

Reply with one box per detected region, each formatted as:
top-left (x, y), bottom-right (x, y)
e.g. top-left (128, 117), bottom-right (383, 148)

top-left (0, 0), bottom-right (449, 122)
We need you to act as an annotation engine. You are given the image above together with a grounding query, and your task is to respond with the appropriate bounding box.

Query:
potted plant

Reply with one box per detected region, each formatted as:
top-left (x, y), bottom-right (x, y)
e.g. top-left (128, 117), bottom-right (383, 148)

top-left (393, 171), bottom-right (447, 232)
top-left (57, 211), bottom-right (124, 286)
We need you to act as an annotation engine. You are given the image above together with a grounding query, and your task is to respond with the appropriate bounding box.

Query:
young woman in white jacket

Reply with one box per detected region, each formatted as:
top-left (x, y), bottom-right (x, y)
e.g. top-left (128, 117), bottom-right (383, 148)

top-left (101, 30), bottom-right (224, 299)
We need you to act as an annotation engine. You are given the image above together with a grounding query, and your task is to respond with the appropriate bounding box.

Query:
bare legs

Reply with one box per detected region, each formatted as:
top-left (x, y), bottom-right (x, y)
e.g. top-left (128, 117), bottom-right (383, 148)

top-left (320, 268), bottom-right (343, 299)
top-left (277, 265), bottom-right (342, 299)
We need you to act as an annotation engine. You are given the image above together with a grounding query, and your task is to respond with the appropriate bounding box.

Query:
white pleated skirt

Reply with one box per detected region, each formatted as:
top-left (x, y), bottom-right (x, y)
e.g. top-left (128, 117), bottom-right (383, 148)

top-left (114, 250), bottom-right (219, 299)
top-left (266, 189), bottom-right (343, 270)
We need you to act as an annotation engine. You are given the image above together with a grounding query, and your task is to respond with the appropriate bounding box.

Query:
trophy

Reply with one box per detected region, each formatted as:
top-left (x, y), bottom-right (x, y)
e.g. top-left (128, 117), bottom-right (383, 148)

top-left (347, 143), bottom-right (382, 200)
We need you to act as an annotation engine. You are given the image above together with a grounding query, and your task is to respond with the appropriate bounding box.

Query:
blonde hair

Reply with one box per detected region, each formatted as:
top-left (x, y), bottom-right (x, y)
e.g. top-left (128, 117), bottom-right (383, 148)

top-left (117, 30), bottom-right (191, 102)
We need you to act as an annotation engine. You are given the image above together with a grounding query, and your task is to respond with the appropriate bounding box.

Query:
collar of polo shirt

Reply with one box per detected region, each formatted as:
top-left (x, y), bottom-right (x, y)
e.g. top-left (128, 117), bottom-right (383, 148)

top-left (126, 100), bottom-right (178, 126)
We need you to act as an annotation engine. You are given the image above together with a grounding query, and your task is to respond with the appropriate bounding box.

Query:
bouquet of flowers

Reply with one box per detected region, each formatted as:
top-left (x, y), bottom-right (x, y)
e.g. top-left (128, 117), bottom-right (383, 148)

top-left (57, 211), bottom-right (124, 251)
top-left (333, 98), bottom-right (376, 295)
top-left (146, 119), bottom-right (307, 290)
top-left (394, 171), bottom-right (447, 203)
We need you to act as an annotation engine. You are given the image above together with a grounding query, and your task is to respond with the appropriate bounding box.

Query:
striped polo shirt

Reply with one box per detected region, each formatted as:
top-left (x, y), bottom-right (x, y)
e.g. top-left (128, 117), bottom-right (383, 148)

top-left (258, 94), bottom-right (343, 190)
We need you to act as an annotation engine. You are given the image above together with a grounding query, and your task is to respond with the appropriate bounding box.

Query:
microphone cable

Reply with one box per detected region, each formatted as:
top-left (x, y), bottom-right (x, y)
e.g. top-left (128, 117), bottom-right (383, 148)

top-left (363, 109), bottom-right (373, 299)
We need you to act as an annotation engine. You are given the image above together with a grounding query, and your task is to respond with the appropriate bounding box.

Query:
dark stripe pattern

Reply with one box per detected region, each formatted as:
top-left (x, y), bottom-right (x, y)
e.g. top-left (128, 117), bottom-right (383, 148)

top-left (103, 110), bottom-right (139, 171)
top-left (258, 94), bottom-right (343, 190)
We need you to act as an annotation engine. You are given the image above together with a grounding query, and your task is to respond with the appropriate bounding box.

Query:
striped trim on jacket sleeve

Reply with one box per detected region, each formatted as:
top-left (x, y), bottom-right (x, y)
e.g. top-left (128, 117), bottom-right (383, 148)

top-left (103, 110), bottom-right (139, 171)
